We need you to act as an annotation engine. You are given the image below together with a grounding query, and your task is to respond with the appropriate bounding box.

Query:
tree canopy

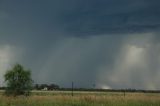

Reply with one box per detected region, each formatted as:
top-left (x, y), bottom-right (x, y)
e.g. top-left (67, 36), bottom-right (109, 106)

top-left (4, 64), bottom-right (33, 96)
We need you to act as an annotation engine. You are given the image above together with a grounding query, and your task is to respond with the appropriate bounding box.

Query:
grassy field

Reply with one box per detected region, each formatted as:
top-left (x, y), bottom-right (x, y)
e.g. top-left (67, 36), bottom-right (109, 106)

top-left (0, 90), bottom-right (160, 106)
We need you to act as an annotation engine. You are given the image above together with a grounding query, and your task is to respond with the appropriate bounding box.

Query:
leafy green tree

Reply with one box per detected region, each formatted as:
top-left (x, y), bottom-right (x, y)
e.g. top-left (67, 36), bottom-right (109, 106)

top-left (4, 64), bottom-right (33, 96)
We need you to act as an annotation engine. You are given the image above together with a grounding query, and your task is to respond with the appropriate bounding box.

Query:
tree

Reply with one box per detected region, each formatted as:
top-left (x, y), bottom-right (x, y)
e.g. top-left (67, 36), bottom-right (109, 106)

top-left (4, 64), bottom-right (33, 96)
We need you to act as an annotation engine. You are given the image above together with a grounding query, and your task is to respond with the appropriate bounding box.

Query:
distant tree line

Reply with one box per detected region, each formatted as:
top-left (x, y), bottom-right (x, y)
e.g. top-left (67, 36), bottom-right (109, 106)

top-left (0, 84), bottom-right (60, 91)
top-left (57, 88), bottom-right (160, 93)
top-left (0, 86), bottom-right (5, 90)
top-left (34, 84), bottom-right (60, 90)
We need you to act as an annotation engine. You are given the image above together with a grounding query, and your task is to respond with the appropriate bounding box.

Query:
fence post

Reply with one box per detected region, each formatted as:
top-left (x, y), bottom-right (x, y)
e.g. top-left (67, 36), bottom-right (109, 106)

top-left (72, 82), bottom-right (74, 96)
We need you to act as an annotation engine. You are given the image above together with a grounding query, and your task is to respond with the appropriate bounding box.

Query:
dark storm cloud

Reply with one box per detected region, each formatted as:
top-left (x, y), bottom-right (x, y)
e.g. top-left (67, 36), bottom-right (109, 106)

top-left (1, 0), bottom-right (160, 37)
top-left (55, 0), bottom-right (160, 35)
top-left (0, 0), bottom-right (160, 89)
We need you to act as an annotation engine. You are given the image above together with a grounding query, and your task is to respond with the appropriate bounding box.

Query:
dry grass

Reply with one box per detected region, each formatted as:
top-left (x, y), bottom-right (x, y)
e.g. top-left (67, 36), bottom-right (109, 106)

top-left (0, 91), bottom-right (160, 106)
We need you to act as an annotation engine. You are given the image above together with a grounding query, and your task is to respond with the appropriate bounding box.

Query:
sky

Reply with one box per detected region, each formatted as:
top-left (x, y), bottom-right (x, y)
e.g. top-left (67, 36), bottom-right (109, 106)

top-left (0, 0), bottom-right (160, 90)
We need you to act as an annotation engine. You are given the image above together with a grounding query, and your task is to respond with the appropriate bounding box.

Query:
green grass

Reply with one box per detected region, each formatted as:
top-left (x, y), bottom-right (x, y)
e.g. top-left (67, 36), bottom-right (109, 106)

top-left (0, 90), bottom-right (160, 106)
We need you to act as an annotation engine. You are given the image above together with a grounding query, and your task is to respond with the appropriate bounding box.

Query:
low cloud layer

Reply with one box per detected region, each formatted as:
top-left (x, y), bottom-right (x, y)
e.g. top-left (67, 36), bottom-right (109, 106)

top-left (97, 33), bottom-right (160, 90)
top-left (1, 33), bottom-right (160, 90)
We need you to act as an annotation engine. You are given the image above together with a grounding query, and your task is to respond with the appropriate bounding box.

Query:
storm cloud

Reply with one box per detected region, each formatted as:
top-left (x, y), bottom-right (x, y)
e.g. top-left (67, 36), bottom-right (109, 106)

top-left (0, 0), bottom-right (160, 89)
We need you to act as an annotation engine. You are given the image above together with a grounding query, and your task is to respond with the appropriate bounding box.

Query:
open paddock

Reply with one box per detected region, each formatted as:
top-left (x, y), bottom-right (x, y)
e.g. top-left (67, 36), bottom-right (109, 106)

top-left (0, 90), bottom-right (160, 106)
